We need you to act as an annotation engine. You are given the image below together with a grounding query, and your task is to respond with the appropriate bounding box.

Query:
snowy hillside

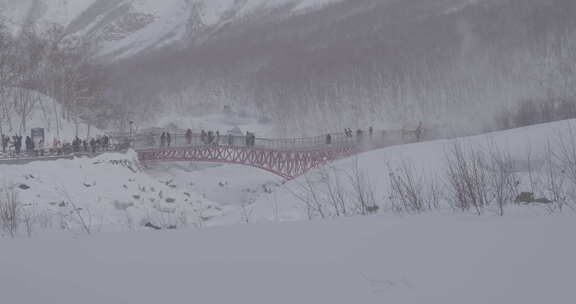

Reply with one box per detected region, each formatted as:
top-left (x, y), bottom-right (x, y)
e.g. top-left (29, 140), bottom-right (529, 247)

top-left (0, 151), bottom-right (221, 232)
top-left (0, 0), bottom-right (95, 30)
top-left (210, 119), bottom-right (576, 223)
top-left (0, 0), bottom-right (345, 59)
top-left (1, 117), bottom-right (575, 304)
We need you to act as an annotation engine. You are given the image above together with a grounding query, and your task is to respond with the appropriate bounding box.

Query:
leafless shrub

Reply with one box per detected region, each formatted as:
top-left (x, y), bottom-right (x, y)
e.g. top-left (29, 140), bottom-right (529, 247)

top-left (124, 209), bottom-right (135, 231)
top-left (486, 142), bottom-right (519, 216)
top-left (554, 123), bottom-right (576, 210)
top-left (319, 166), bottom-right (348, 217)
top-left (60, 189), bottom-right (91, 235)
top-left (21, 206), bottom-right (36, 238)
top-left (0, 186), bottom-right (20, 238)
top-left (427, 175), bottom-right (443, 211)
top-left (445, 142), bottom-right (490, 215)
top-left (285, 173), bottom-right (327, 220)
top-left (346, 158), bottom-right (378, 215)
top-left (240, 202), bottom-right (254, 224)
top-left (37, 211), bottom-right (54, 230)
top-left (285, 159), bottom-right (378, 220)
top-left (387, 162), bottom-right (425, 213)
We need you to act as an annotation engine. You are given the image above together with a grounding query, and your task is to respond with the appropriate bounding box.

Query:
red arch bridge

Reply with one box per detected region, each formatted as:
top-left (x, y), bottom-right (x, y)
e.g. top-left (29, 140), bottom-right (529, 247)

top-left (134, 130), bottom-right (420, 180)
top-left (0, 129), bottom-right (428, 179)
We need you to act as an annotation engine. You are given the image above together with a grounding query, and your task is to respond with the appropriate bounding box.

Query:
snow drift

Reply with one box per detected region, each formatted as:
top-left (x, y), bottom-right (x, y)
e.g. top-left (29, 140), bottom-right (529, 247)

top-left (0, 150), bottom-right (221, 233)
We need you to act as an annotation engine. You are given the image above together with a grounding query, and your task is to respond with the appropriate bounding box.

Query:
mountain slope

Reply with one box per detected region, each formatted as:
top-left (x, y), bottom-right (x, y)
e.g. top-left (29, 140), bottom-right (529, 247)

top-left (102, 0), bottom-right (576, 136)
top-left (2, 0), bottom-right (575, 137)
top-left (0, 0), bottom-right (345, 60)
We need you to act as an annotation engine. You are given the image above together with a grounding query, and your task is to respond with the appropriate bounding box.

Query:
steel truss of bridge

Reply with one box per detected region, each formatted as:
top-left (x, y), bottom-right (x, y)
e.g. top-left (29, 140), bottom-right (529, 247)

top-left (0, 129), bottom-right (421, 179)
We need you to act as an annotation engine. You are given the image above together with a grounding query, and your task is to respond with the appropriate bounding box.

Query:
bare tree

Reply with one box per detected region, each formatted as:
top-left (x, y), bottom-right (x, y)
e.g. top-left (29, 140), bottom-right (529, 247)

top-left (12, 87), bottom-right (39, 134)
top-left (0, 22), bottom-right (17, 135)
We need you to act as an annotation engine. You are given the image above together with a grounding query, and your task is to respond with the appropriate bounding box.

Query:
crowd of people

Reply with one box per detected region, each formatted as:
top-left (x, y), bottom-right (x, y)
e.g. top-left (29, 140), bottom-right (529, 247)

top-left (199, 130), bottom-right (221, 146)
top-left (340, 127), bottom-right (374, 143)
top-left (340, 124), bottom-right (423, 143)
top-left (54, 135), bottom-right (112, 154)
top-left (1, 135), bottom-right (44, 155)
top-left (1, 133), bottom-right (112, 157)
top-left (148, 129), bottom-right (257, 148)
top-left (2, 124), bottom-right (425, 158)
top-left (1, 135), bottom-right (24, 154)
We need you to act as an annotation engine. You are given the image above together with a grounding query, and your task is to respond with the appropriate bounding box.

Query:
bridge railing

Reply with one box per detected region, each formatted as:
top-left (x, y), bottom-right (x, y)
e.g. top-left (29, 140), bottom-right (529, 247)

top-left (0, 127), bottom-right (430, 162)
top-left (131, 132), bottom-right (357, 151)
top-left (0, 142), bottom-right (128, 161)
top-left (129, 129), bottom-right (424, 152)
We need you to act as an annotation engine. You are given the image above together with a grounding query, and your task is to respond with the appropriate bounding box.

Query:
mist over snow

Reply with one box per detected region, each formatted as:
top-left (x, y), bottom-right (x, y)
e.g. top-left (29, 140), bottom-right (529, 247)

top-left (1, 1), bottom-right (576, 303)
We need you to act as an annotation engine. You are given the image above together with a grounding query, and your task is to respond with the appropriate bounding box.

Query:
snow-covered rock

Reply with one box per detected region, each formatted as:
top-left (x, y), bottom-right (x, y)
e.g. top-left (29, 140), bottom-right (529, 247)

top-left (0, 150), bottom-right (221, 232)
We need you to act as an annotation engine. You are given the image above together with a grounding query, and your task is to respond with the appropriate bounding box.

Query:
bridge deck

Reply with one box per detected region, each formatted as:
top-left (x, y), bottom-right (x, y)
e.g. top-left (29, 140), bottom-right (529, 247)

top-left (0, 129), bottom-right (422, 178)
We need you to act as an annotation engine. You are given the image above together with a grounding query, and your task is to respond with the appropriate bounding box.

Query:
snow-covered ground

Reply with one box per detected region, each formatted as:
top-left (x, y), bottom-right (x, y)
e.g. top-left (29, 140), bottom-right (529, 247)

top-left (233, 119), bottom-right (576, 223)
top-left (0, 151), bottom-right (220, 233)
top-left (3, 117), bottom-right (576, 231)
top-left (1, 213), bottom-right (574, 304)
top-left (1, 118), bottom-right (576, 303)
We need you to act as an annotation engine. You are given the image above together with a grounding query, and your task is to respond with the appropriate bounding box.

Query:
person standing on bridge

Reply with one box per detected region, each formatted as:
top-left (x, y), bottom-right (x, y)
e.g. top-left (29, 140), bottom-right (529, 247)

top-left (38, 138), bottom-right (44, 156)
top-left (29, 136), bottom-right (35, 153)
top-left (72, 137), bottom-right (81, 153)
top-left (356, 129), bottom-right (363, 143)
top-left (13, 135), bottom-right (22, 154)
top-left (415, 122), bottom-right (423, 141)
top-left (246, 132), bottom-right (255, 147)
top-left (185, 129), bottom-right (193, 145)
top-left (326, 134), bottom-right (332, 145)
top-left (103, 135), bottom-right (110, 150)
top-left (2, 135), bottom-right (10, 154)
top-left (345, 128), bottom-right (353, 137)
top-left (201, 130), bottom-right (206, 145)
top-left (166, 132), bottom-right (172, 147)
top-left (90, 138), bottom-right (97, 154)
top-left (160, 132), bottom-right (166, 147)
top-left (25, 136), bottom-right (32, 153)
top-left (245, 132), bottom-right (251, 147)
top-left (207, 131), bottom-right (214, 145)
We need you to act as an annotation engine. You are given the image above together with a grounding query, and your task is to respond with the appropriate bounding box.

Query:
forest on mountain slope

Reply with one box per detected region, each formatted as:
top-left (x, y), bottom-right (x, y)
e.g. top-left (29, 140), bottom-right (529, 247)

top-left (2, 0), bottom-right (575, 136)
